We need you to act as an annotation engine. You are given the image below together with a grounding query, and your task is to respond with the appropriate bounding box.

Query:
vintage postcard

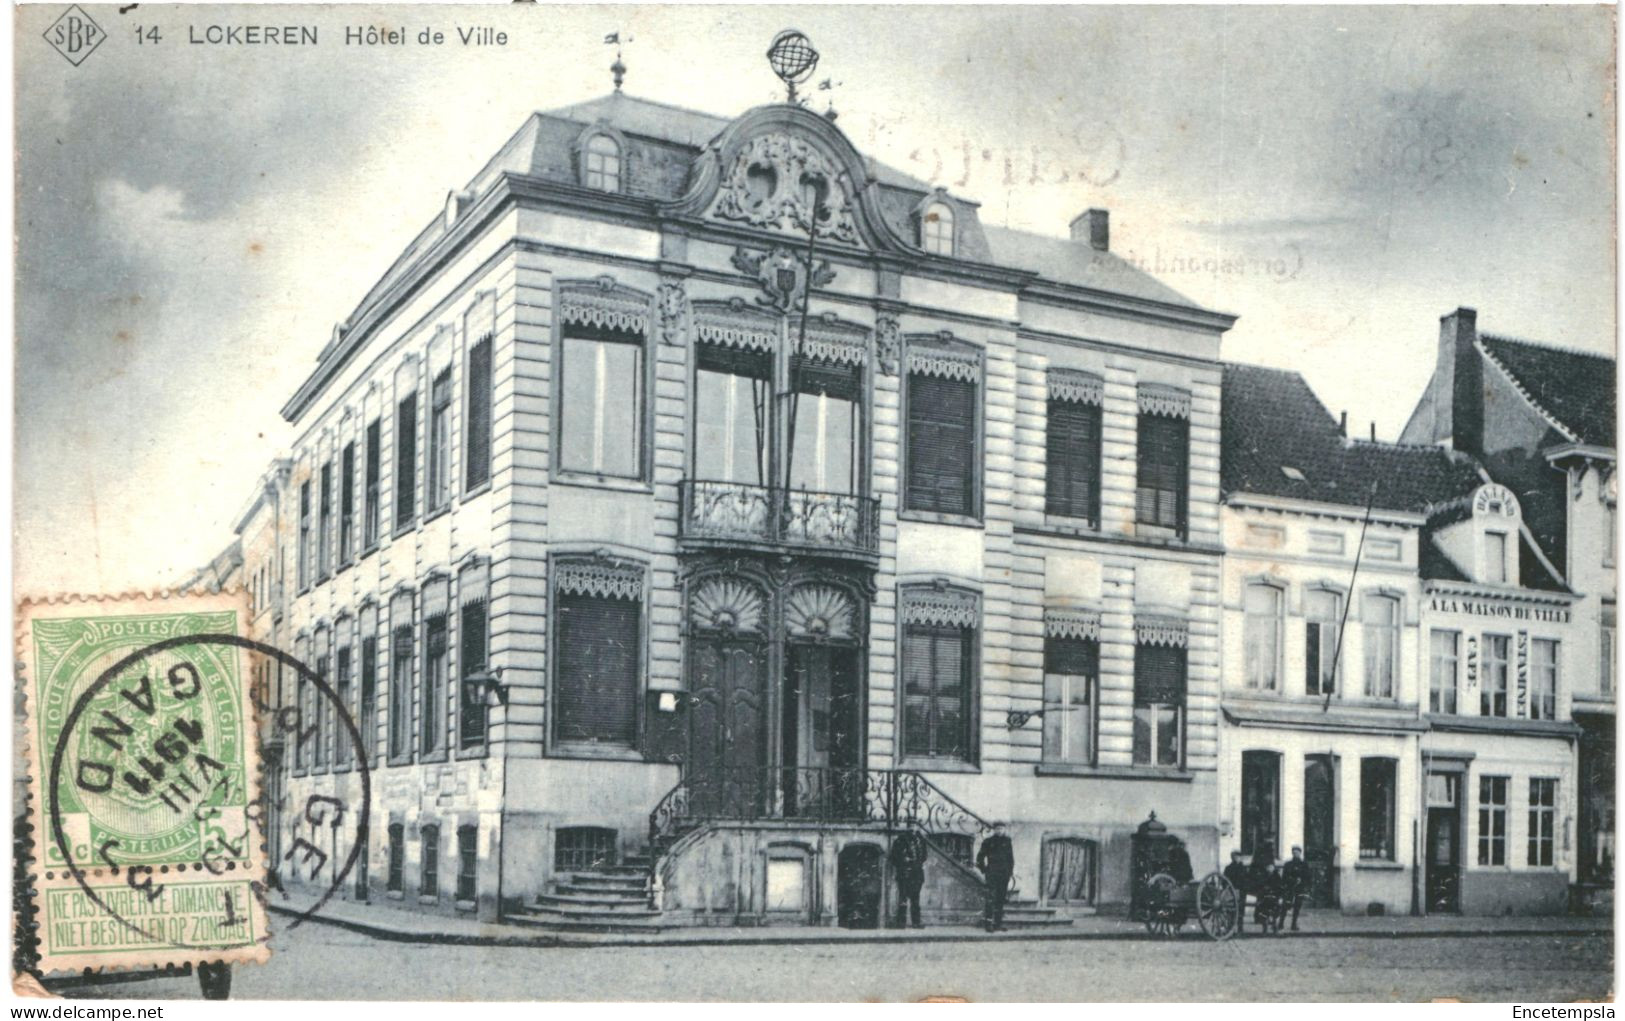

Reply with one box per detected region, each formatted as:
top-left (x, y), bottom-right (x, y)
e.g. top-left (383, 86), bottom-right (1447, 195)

top-left (11, 2), bottom-right (1617, 1003)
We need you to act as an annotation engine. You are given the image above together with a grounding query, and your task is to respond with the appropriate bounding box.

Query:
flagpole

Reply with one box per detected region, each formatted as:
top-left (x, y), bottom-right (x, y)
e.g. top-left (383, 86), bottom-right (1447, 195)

top-left (1325, 480), bottom-right (1380, 712)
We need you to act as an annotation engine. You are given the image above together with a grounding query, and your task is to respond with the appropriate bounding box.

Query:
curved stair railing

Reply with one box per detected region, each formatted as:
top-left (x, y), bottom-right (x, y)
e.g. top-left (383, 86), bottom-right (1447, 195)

top-left (647, 767), bottom-right (996, 888)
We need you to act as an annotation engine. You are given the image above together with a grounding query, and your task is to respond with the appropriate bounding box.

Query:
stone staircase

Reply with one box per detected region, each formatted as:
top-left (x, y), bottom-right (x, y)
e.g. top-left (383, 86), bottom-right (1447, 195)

top-left (506, 851), bottom-right (668, 934)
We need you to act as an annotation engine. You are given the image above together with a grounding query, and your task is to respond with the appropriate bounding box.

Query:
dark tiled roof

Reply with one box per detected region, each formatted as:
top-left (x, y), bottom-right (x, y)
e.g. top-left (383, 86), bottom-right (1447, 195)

top-left (1221, 363), bottom-right (1485, 513)
top-left (1420, 531), bottom-right (1568, 593)
top-left (1419, 535), bottom-right (1471, 582)
top-left (1479, 333), bottom-right (1616, 447)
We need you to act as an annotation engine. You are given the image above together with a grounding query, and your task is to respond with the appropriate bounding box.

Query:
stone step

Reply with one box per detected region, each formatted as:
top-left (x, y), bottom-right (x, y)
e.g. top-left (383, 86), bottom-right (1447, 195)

top-left (564, 872), bottom-right (648, 890)
top-left (506, 910), bottom-right (669, 934)
top-left (525, 901), bottom-right (665, 922)
top-left (555, 880), bottom-right (649, 898)
top-left (537, 891), bottom-right (655, 911)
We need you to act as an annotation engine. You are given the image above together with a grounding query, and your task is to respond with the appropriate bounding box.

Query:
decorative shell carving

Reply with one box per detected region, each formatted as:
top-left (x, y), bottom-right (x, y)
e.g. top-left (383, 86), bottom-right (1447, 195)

top-left (689, 577), bottom-right (767, 635)
top-left (785, 584), bottom-right (857, 641)
top-left (711, 133), bottom-right (860, 246)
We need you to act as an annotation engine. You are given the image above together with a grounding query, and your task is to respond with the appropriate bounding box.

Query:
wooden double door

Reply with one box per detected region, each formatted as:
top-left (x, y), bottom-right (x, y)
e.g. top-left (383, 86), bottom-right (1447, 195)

top-left (685, 638), bottom-right (860, 818)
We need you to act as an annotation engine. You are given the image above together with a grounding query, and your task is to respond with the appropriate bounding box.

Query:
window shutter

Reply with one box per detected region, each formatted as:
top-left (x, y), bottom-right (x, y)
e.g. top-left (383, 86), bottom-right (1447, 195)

top-left (396, 394), bottom-right (417, 526)
top-left (1134, 644), bottom-right (1187, 704)
top-left (1045, 636), bottom-right (1098, 678)
top-left (465, 337), bottom-right (492, 491)
top-left (555, 594), bottom-right (640, 744)
top-left (1136, 413), bottom-right (1188, 530)
top-left (458, 597), bottom-right (488, 748)
top-left (1046, 400), bottom-right (1102, 520)
top-left (906, 374), bottom-right (976, 515)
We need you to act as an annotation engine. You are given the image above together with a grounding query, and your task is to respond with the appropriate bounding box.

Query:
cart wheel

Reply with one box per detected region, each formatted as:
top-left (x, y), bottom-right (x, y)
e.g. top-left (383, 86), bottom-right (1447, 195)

top-left (1143, 874), bottom-right (1180, 938)
top-left (1196, 872), bottom-right (1240, 941)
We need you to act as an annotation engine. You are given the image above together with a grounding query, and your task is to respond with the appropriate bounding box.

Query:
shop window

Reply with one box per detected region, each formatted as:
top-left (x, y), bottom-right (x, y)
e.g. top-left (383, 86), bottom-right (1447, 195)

top-left (1241, 750), bottom-right (1281, 856)
top-left (1359, 757), bottom-right (1396, 861)
top-left (1040, 838), bottom-right (1098, 906)
top-left (1429, 630), bottom-right (1460, 714)
top-left (1478, 775), bottom-right (1508, 866)
top-left (555, 826), bottom-right (617, 873)
top-left (1528, 778), bottom-right (1557, 867)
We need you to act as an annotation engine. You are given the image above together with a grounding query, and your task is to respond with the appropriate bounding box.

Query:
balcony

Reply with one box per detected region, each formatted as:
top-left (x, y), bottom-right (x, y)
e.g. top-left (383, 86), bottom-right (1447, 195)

top-left (678, 479), bottom-right (880, 559)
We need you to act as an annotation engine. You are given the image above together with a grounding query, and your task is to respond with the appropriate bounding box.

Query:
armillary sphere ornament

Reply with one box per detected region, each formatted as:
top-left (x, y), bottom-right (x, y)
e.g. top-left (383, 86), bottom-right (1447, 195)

top-left (767, 29), bottom-right (819, 103)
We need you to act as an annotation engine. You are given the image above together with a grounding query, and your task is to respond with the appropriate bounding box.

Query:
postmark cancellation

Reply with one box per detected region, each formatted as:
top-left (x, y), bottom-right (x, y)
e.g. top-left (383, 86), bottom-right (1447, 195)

top-left (17, 590), bottom-right (269, 974)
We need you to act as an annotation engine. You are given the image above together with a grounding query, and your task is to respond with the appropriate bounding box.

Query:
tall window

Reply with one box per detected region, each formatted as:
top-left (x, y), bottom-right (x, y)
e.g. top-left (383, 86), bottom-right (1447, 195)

top-left (395, 390), bottom-right (418, 529)
top-left (313, 629), bottom-right (331, 770)
top-left (1604, 611), bottom-right (1616, 697)
top-left (388, 591), bottom-right (414, 760)
top-left (1358, 757), bottom-right (1396, 860)
top-left (583, 134), bottom-right (620, 192)
top-left (458, 561), bottom-right (490, 751)
top-left (359, 607), bottom-right (378, 761)
top-left (1485, 530), bottom-right (1509, 584)
top-left (921, 201), bottom-right (954, 256)
top-left (428, 368), bottom-right (452, 512)
top-left (334, 640), bottom-right (352, 766)
top-left (317, 462), bottom-right (333, 580)
top-left (1042, 636), bottom-right (1096, 765)
top-left (464, 336), bottom-right (493, 492)
top-left (560, 325), bottom-right (643, 479)
top-left (1136, 410), bottom-right (1189, 536)
top-left (363, 420), bottom-right (381, 549)
top-left (1528, 778), bottom-right (1557, 867)
top-left (1478, 775), bottom-right (1508, 866)
top-left (902, 622), bottom-right (975, 762)
top-left (1362, 594), bottom-right (1399, 698)
top-left (1482, 633), bottom-right (1510, 717)
top-left (339, 442), bottom-right (356, 565)
top-left (420, 825), bottom-right (439, 897)
top-left (553, 563), bottom-right (642, 746)
top-left (457, 826), bottom-right (478, 902)
top-left (1530, 638), bottom-right (1558, 721)
top-left (905, 352), bottom-right (979, 516)
top-left (1040, 838), bottom-right (1097, 906)
top-left (1429, 630), bottom-right (1460, 714)
top-left (421, 580), bottom-right (449, 756)
top-left (297, 480), bottom-right (312, 590)
top-left (1241, 750), bottom-right (1281, 856)
top-left (1242, 583), bottom-right (1283, 691)
top-left (1304, 588), bottom-right (1340, 696)
top-left (386, 823), bottom-right (404, 893)
top-left (1045, 381), bottom-right (1103, 523)
top-left (1133, 643), bottom-right (1185, 767)
top-left (789, 358), bottom-right (861, 495)
top-left (694, 346), bottom-right (769, 485)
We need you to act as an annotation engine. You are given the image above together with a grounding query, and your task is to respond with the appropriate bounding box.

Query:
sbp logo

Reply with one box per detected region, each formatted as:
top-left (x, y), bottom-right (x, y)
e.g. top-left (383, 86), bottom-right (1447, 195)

top-left (44, 5), bottom-right (106, 66)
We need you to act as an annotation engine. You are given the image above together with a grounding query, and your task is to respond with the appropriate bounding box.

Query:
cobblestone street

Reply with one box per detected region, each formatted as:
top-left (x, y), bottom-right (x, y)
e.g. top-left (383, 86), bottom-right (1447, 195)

top-left (57, 921), bottom-right (1613, 1002)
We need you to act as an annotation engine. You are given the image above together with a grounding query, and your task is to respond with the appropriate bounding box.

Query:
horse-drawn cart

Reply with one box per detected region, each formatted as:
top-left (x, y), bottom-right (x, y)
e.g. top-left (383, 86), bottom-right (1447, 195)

top-left (1140, 871), bottom-right (1242, 940)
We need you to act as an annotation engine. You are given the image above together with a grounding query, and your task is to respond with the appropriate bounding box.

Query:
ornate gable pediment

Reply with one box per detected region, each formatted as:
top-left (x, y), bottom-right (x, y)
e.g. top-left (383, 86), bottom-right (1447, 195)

top-left (709, 132), bottom-right (862, 246)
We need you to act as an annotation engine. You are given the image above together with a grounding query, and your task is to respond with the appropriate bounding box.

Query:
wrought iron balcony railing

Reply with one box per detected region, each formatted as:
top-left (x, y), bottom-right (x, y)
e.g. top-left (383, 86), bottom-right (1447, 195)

top-left (648, 766), bottom-right (993, 860)
top-left (679, 480), bottom-right (880, 556)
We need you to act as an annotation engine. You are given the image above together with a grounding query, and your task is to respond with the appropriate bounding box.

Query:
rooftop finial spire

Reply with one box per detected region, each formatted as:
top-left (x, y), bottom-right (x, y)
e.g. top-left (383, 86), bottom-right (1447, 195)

top-left (604, 31), bottom-right (630, 92)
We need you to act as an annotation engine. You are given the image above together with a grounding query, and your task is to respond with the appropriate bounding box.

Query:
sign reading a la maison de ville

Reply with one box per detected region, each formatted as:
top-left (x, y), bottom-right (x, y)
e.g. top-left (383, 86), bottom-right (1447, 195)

top-left (1428, 596), bottom-right (1572, 624)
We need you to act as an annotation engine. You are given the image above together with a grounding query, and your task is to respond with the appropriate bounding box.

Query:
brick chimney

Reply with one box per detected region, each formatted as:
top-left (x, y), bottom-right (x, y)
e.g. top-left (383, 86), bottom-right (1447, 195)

top-left (1442, 307), bottom-right (1483, 454)
top-left (1069, 208), bottom-right (1109, 251)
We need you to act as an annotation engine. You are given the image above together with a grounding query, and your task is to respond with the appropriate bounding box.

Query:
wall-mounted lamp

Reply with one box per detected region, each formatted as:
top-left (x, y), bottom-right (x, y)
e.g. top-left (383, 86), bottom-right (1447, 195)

top-left (462, 668), bottom-right (509, 709)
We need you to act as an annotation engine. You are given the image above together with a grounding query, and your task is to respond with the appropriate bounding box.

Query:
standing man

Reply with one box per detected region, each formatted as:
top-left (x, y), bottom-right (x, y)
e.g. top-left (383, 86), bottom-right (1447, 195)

top-left (889, 830), bottom-right (928, 929)
top-left (975, 821), bottom-right (1014, 932)
top-left (1282, 845), bottom-right (1311, 932)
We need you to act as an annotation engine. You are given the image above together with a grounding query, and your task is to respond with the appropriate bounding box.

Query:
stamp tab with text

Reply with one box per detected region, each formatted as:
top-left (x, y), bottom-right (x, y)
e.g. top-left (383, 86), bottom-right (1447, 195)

top-left (18, 591), bottom-right (269, 974)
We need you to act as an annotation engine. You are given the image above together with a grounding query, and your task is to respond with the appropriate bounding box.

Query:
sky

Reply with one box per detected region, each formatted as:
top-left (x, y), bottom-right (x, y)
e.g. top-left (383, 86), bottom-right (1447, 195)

top-left (13, 4), bottom-right (1617, 597)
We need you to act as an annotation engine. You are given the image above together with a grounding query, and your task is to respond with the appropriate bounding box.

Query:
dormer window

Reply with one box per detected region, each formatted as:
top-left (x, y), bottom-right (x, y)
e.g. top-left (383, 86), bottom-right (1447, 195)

top-left (921, 201), bottom-right (954, 256)
top-left (1484, 530), bottom-right (1509, 584)
top-left (583, 133), bottom-right (621, 193)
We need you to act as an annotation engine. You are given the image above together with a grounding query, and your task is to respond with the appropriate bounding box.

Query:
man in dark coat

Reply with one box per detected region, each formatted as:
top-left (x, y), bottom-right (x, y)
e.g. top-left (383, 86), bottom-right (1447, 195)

top-left (1248, 842), bottom-right (1281, 931)
top-left (1166, 839), bottom-right (1195, 884)
top-left (1222, 850), bottom-right (1248, 892)
top-left (889, 831), bottom-right (929, 928)
top-left (1282, 845), bottom-right (1311, 931)
top-left (975, 822), bottom-right (1015, 932)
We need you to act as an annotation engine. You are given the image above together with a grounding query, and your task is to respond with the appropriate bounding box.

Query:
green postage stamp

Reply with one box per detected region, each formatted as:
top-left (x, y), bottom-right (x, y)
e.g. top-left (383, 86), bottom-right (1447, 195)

top-left (18, 591), bottom-right (269, 974)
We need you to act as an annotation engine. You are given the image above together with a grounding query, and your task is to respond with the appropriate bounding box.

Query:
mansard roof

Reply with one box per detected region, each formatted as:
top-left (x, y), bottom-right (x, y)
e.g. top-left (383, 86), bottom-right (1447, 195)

top-left (1221, 362), bottom-right (1484, 514)
top-left (1479, 333), bottom-right (1615, 448)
